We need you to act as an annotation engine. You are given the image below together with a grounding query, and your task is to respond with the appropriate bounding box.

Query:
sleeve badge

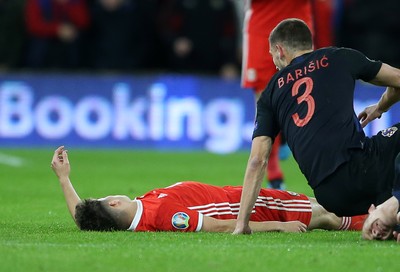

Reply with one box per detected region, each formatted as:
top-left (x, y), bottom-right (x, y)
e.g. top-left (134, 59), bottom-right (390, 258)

top-left (172, 212), bottom-right (190, 230)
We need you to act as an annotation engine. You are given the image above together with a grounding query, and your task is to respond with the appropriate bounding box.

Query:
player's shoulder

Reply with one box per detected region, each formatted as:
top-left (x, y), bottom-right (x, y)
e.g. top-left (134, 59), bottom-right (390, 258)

top-left (318, 46), bottom-right (365, 58)
top-left (314, 46), bottom-right (356, 55)
top-left (313, 46), bottom-right (346, 56)
top-left (314, 47), bottom-right (371, 68)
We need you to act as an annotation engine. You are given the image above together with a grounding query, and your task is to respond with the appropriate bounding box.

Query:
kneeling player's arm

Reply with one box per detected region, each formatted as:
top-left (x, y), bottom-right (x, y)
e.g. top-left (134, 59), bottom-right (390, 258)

top-left (370, 64), bottom-right (400, 112)
top-left (370, 63), bottom-right (400, 89)
top-left (201, 216), bottom-right (307, 233)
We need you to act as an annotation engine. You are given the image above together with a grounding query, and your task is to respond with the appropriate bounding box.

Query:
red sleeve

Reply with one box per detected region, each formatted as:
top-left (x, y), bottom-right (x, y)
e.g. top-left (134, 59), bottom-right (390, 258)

top-left (134, 199), bottom-right (203, 232)
top-left (154, 204), bottom-right (202, 232)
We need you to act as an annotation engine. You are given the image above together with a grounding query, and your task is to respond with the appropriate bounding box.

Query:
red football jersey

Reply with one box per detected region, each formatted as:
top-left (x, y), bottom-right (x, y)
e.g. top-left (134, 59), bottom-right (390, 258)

top-left (128, 182), bottom-right (312, 232)
top-left (241, 0), bottom-right (314, 92)
top-left (244, 0), bottom-right (313, 35)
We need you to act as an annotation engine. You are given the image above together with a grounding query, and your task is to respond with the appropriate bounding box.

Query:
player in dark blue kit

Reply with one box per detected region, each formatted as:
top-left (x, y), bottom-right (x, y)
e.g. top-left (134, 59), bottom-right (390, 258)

top-left (233, 19), bottom-right (400, 241)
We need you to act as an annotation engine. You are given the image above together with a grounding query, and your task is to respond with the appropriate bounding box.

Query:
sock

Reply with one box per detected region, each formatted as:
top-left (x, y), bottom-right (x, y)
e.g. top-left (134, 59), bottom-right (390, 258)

top-left (338, 215), bottom-right (367, 231)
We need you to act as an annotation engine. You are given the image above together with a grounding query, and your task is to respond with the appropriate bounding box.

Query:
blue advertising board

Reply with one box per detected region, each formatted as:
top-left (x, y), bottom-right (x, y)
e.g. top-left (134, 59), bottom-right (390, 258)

top-left (0, 73), bottom-right (396, 153)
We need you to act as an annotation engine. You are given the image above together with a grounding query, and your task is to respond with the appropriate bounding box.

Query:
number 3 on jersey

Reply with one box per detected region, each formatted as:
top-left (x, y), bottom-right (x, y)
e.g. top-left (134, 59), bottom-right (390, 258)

top-left (291, 77), bottom-right (315, 127)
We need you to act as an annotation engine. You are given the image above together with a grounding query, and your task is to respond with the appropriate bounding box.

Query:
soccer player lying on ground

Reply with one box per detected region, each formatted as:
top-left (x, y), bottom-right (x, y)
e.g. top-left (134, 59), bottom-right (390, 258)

top-left (51, 146), bottom-right (365, 233)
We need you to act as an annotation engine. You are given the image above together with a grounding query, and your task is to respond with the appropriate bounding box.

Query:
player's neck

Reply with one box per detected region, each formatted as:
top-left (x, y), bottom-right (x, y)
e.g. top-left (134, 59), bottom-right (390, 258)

top-left (122, 201), bottom-right (138, 229)
top-left (289, 49), bottom-right (313, 63)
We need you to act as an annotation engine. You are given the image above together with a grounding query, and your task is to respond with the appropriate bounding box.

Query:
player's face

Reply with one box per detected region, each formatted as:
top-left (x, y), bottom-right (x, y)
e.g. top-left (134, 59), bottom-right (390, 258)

top-left (363, 218), bottom-right (393, 240)
top-left (362, 209), bottom-right (394, 240)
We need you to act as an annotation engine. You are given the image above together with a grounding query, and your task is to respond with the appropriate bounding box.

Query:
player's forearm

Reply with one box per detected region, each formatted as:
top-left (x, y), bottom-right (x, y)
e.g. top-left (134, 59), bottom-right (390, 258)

top-left (58, 176), bottom-right (81, 223)
top-left (249, 221), bottom-right (287, 232)
top-left (376, 87), bottom-right (400, 113)
top-left (233, 137), bottom-right (272, 234)
top-left (371, 63), bottom-right (400, 112)
top-left (203, 218), bottom-right (289, 233)
top-left (236, 160), bottom-right (266, 225)
top-left (236, 141), bottom-right (270, 226)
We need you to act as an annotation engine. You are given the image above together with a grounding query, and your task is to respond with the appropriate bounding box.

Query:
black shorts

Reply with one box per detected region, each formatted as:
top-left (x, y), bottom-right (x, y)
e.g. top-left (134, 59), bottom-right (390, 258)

top-left (314, 123), bottom-right (400, 216)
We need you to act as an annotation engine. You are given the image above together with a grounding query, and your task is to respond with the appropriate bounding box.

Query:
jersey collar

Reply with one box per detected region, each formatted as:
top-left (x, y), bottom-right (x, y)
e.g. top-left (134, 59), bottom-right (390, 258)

top-left (289, 52), bottom-right (312, 66)
top-left (127, 199), bottom-right (143, 231)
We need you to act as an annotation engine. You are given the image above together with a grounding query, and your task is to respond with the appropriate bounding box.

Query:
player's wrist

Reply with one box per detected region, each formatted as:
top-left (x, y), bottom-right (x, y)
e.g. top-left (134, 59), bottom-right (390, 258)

top-left (376, 101), bottom-right (388, 114)
top-left (58, 176), bottom-right (70, 183)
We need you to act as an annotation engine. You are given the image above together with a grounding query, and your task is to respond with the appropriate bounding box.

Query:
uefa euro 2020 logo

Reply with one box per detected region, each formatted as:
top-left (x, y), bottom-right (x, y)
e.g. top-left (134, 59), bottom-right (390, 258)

top-left (172, 212), bottom-right (190, 230)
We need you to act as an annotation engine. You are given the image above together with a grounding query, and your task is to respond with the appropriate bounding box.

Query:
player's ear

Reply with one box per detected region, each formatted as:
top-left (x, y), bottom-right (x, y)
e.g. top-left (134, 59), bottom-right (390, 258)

top-left (368, 204), bottom-right (376, 214)
top-left (275, 44), bottom-right (282, 58)
top-left (276, 44), bottom-right (286, 59)
top-left (108, 200), bottom-right (120, 207)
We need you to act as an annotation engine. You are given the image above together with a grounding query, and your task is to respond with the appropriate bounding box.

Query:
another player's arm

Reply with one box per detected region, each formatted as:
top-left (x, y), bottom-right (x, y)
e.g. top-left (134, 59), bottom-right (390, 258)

top-left (51, 146), bottom-right (81, 225)
top-left (233, 136), bottom-right (272, 234)
top-left (202, 216), bottom-right (307, 233)
top-left (359, 63), bottom-right (400, 127)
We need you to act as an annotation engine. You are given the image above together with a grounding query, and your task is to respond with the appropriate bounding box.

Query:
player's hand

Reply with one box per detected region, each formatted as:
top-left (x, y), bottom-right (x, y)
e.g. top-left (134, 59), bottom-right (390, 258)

top-left (232, 224), bottom-right (252, 235)
top-left (358, 103), bottom-right (384, 128)
top-left (51, 146), bottom-right (71, 179)
top-left (280, 221), bottom-right (307, 233)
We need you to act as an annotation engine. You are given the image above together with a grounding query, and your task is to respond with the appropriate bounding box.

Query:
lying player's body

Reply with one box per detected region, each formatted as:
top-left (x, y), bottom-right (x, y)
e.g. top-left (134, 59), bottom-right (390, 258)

top-left (51, 146), bottom-right (365, 233)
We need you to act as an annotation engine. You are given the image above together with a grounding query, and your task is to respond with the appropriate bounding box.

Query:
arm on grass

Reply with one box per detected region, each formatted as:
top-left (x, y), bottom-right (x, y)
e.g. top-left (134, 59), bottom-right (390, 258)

top-left (51, 146), bottom-right (81, 225)
top-left (201, 216), bottom-right (307, 233)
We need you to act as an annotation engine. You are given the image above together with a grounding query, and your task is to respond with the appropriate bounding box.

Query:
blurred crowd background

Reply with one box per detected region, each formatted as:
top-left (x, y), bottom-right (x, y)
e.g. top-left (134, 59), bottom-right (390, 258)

top-left (1, 0), bottom-right (399, 78)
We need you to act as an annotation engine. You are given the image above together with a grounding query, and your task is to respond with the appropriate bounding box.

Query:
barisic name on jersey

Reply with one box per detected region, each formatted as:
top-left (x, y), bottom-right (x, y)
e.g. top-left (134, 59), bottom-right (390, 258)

top-left (278, 55), bottom-right (329, 88)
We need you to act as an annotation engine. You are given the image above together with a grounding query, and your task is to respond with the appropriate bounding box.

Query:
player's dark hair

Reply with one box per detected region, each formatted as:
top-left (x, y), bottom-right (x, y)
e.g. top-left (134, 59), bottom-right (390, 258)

top-left (75, 199), bottom-right (125, 231)
top-left (269, 18), bottom-right (313, 51)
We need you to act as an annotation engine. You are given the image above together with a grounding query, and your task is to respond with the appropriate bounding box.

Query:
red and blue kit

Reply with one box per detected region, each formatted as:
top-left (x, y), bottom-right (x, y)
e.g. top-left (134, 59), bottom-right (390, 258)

top-left (127, 181), bottom-right (312, 232)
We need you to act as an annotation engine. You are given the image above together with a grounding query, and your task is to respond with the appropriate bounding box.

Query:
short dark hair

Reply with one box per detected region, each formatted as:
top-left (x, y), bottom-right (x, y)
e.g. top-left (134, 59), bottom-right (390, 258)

top-left (75, 199), bottom-right (125, 231)
top-left (269, 18), bottom-right (313, 51)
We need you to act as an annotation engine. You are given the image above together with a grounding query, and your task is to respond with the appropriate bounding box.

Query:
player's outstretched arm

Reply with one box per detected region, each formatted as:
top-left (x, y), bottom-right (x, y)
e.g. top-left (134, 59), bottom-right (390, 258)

top-left (202, 216), bottom-right (307, 233)
top-left (51, 146), bottom-right (81, 225)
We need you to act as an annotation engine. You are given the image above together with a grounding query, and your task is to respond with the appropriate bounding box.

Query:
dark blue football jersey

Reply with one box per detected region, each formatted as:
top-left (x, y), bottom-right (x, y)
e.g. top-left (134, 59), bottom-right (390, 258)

top-left (253, 47), bottom-right (382, 188)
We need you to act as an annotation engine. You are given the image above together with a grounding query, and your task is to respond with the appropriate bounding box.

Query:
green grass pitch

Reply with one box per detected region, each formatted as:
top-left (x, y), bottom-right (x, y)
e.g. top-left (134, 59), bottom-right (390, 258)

top-left (0, 148), bottom-right (398, 272)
